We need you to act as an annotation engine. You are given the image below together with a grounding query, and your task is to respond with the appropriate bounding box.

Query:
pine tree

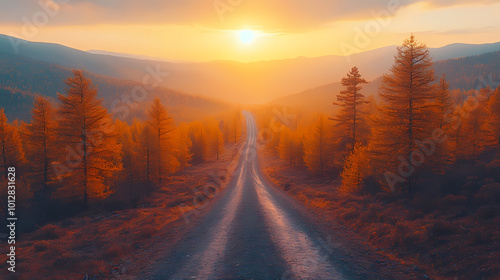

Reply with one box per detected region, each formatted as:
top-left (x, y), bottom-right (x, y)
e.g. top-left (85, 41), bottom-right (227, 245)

top-left (204, 117), bottom-right (225, 161)
top-left (0, 109), bottom-right (25, 179)
top-left (226, 110), bottom-right (242, 143)
top-left (332, 66), bottom-right (368, 151)
top-left (148, 97), bottom-right (176, 183)
top-left (486, 87), bottom-right (500, 146)
top-left (25, 96), bottom-right (56, 190)
top-left (304, 115), bottom-right (333, 176)
top-left (428, 74), bottom-right (454, 171)
top-left (486, 86), bottom-right (500, 165)
top-left (376, 35), bottom-right (437, 197)
top-left (461, 88), bottom-right (490, 162)
top-left (174, 123), bottom-right (193, 169)
top-left (187, 121), bottom-right (206, 164)
top-left (278, 127), bottom-right (303, 167)
top-left (340, 143), bottom-right (369, 194)
top-left (56, 70), bottom-right (122, 208)
top-left (436, 74), bottom-right (453, 129)
top-left (138, 123), bottom-right (155, 184)
top-left (115, 119), bottom-right (134, 184)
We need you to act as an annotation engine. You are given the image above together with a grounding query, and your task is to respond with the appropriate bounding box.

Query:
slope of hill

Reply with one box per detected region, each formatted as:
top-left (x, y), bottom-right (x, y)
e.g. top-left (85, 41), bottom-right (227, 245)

top-left (0, 53), bottom-right (231, 123)
top-left (272, 50), bottom-right (500, 111)
top-left (269, 77), bottom-right (383, 113)
top-left (2, 34), bottom-right (500, 104)
top-left (434, 51), bottom-right (500, 90)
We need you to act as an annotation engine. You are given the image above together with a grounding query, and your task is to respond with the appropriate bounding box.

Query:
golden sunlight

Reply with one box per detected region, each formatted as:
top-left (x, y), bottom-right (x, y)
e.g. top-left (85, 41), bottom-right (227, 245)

top-left (238, 30), bottom-right (256, 44)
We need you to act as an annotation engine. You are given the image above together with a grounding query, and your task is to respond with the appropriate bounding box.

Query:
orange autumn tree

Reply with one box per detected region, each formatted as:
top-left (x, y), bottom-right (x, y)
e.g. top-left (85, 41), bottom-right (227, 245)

top-left (486, 86), bottom-right (500, 165)
top-left (148, 97), bottom-right (179, 182)
top-left (188, 121), bottom-right (208, 164)
top-left (278, 127), bottom-right (303, 167)
top-left (136, 121), bottom-right (156, 184)
top-left (332, 66), bottom-right (369, 152)
top-left (303, 114), bottom-right (334, 176)
top-left (375, 35), bottom-right (438, 197)
top-left (0, 108), bottom-right (25, 179)
top-left (173, 123), bottom-right (193, 169)
top-left (435, 74), bottom-right (453, 130)
top-left (114, 119), bottom-right (135, 184)
top-left (224, 110), bottom-right (243, 143)
top-left (340, 143), bottom-right (370, 193)
top-left (56, 70), bottom-right (122, 208)
top-left (460, 88), bottom-right (490, 162)
top-left (25, 96), bottom-right (56, 191)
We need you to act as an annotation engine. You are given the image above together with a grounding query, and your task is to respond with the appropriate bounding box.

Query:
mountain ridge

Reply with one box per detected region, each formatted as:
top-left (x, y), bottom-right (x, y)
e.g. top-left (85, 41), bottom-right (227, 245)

top-left (1, 34), bottom-right (500, 104)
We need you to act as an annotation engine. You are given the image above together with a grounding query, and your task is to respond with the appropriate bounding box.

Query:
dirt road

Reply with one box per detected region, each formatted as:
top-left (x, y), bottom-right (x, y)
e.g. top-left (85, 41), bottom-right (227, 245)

top-left (146, 111), bottom-right (420, 280)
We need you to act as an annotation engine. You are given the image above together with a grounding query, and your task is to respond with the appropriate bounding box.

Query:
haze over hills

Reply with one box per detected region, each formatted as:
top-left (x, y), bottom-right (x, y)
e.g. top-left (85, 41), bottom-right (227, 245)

top-left (271, 50), bottom-right (500, 112)
top-left (2, 34), bottom-right (500, 104)
top-left (0, 53), bottom-right (231, 122)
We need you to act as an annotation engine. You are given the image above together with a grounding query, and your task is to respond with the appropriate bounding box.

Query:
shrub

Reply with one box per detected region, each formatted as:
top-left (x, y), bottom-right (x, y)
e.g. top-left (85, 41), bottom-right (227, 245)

top-left (32, 224), bottom-right (64, 240)
top-left (475, 183), bottom-right (500, 205)
top-left (471, 228), bottom-right (494, 245)
top-left (101, 244), bottom-right (130, 260)
top-left (52, 254), bottom-right (80, 270)
top-left (427, 220), bottom-right (457, 237)
top-left (441, 194), bottom-right (467, 209)
top-left (475, 205), bottom-right (498, 220)
top-left (33, 240), bottom-right (50, 252)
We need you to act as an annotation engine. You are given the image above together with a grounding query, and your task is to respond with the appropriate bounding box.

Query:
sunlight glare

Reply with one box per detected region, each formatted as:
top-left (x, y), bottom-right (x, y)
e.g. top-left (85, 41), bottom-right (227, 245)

top-left (238, 30), bottom-right (256, 44)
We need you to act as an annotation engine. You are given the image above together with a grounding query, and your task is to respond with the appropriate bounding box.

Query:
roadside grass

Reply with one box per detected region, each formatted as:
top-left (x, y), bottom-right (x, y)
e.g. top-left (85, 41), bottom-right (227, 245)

top-left (260, 147), bottom-right (499, 280)
top-left (0, 140), bottom-right (243, 280)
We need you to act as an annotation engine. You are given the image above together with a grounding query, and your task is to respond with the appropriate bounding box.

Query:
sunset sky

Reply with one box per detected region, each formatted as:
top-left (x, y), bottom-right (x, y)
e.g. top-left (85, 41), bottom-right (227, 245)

top-left (1, 0), bottom-right (500, 62)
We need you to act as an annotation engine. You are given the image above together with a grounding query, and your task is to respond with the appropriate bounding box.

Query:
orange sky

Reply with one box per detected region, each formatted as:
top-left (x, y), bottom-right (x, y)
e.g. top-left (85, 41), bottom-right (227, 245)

top-left (1, 0), bottom-right (500, 62)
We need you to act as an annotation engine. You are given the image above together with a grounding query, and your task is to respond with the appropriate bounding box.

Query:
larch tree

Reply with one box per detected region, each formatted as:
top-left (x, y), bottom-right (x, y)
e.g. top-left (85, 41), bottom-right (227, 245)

top-left (303, 115), bottom-right (333, 176)
top-left (332, 66), bottom-right (369, 151)
top-left (137, 122), bottom-right (155, 184)
top-left (428, 74), bottom-right (454, 171)
top-left (173, 123), bottom-right (193, 169)
top-left (435, 74), bottom-right (453, 129)
top-left (25, 96), bottom-right (56, 191)
top-left (278, 127), bottom-right (303, 167)
top-left (486, 87), bottom-right (500, 145)
top-left (0, 109), bottom-right (25, 179)
top-left (486, 86), bottom-right (500, 165)
top-left (376, 35), bottom-right (437, 197)
top-left (340, 143), bottom-right (370, 194)
top-left (187, 121), bottom-right (206, 164)
top-left (461, 88), bottom-right (490, 162)
top-left (115, 119), bottom-right (134, 184)
top-left (56, 70), bottom-right (122, 208)
top-left (204, 117), bottom-right (225, 161)
top-left (225, 110), bottom-right (242, 143)
top-left (148, 97), bottom-right (177, 183)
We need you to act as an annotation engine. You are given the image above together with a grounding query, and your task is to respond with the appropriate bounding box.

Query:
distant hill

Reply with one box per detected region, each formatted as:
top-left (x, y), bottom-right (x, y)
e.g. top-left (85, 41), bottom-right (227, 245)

top-left (2, 34), bottom-right (500, 103)
top-left (0, 53), bottom-right (231, 123)
top-left (272, 50), bottom-right (500, 111)
top-left (269, 77), bottom-right (383, 113)
top-left (434, 51), bottom-right (500, 90)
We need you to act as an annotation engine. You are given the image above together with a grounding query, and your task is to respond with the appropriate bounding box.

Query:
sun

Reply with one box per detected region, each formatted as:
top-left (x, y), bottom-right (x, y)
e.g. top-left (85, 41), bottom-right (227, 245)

top-left (238, 30), bottom-right (256, 44)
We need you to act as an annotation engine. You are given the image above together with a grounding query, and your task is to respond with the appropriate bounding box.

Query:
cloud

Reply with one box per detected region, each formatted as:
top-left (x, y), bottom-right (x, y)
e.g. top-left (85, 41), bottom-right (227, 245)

top-left (424, 0), bottom-right (499, 7)
top-left (0, 0), bottom-right (497, 32)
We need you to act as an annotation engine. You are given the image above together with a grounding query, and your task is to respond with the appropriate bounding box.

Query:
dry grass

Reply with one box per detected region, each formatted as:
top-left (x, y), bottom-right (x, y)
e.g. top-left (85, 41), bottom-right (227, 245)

top-left (0, 140), bottom-right (244, 280)
top-left (259, 146), bottom-right (500, 280)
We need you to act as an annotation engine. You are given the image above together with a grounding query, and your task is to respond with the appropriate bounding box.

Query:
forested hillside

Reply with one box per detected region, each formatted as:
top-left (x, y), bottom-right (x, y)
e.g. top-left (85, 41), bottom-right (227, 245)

top-left (0, 53), bottom-right (231, 123)
top-left (434, 51), bottom-right (500, 90)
